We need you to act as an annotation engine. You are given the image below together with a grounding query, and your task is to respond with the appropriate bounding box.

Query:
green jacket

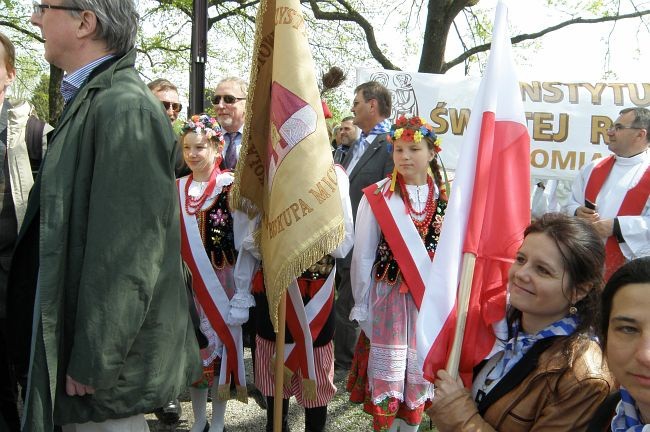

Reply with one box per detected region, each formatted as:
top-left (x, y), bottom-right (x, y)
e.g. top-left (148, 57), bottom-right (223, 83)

top-left (17, 49), bottom-right (202, 429)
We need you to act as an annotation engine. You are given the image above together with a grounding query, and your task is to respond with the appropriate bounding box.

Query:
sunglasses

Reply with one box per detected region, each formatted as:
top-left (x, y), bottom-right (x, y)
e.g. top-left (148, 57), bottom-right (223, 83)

top-left (211, 94), bottom-right (246, 105)
top-left (161, 101), bottom-right (182, 113)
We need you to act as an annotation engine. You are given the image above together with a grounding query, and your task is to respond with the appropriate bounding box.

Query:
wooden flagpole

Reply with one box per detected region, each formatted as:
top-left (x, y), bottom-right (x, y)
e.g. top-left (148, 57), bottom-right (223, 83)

top-left (273, 290), bottom-right (287, 432)
top-left (445, 252), bottom-right (476, 379)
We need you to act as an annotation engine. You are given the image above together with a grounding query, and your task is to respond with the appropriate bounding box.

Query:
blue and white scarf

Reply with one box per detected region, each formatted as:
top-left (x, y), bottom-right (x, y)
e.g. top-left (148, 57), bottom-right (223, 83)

top-left (487, 315), bottom-right (578, 382)
top-left (611, 387), bottom-right (650, 432)
top-left (360, 119), bottom-right (392, 142)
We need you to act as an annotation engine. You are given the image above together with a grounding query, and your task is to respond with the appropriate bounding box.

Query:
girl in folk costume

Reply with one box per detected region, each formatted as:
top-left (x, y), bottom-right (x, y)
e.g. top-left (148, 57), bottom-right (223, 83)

top-left (235, 164), bottom-right (354, 432)
top-left (177, 115), bottom-right (255, 432)
top-left (347, 115), bottom-right (447, 432)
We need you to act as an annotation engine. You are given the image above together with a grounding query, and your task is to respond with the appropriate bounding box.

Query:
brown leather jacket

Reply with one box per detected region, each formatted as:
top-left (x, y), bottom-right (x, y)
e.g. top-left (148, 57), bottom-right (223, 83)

top-left (429, 337), bottom-right (614, 432)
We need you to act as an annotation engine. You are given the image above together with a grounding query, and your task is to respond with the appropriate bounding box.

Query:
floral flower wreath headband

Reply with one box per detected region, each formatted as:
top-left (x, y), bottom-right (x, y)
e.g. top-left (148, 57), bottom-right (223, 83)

top-left (386, 115), bottom-right (450, 198)
top-left (181, 114), bottom-right (225, 146)
top-left (387, 115), bottom-right (441, 152)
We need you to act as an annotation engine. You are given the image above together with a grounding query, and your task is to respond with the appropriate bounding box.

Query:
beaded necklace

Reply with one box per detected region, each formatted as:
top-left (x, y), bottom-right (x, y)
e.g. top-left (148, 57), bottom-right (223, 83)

top-left (185, 164), bottom-right (220, 215)
top-left (398, 174), bottom-right (437, 238)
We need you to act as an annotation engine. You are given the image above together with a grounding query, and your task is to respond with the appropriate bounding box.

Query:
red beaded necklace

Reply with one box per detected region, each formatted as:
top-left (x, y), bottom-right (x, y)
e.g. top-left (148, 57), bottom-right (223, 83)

top-left (398, 174), bottom-right (437, 238)
top-left (184, 165), bottom-right (220, 215)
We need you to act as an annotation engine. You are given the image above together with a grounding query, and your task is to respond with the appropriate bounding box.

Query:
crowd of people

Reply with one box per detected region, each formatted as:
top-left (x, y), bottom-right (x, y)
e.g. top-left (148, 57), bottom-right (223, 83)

top-left (1, 1), bottom-right (650, 431)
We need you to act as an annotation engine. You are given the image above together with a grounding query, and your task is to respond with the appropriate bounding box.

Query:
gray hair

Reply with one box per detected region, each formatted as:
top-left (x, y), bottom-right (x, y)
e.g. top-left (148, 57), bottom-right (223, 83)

top-left (216, 77), bottom-right (248, 96)
top-left (65, 0), bottom-right (139, 55)
top-left (620, 107), bottom-right (650, 143)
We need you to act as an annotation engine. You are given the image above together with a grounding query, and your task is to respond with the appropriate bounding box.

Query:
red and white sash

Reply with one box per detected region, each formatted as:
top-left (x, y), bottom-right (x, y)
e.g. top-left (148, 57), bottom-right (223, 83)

top-left (177, 177), bottom-right (246, 399)
top-left (280, 269), bottom-right (335, 400)
top-left (363, 178), bottom-right (433, 310)
top-left (585, 156), bottom-right (650, 280)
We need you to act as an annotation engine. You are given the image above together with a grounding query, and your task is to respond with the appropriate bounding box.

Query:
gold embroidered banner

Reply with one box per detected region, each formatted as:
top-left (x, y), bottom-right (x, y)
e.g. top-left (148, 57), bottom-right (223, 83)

top-left (231, 0), bottom-right (344, 330)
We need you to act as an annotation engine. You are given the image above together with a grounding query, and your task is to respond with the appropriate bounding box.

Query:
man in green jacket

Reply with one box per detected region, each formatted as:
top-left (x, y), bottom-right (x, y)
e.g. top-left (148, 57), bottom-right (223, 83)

top-left (6, 1), bottom-right (202, 430)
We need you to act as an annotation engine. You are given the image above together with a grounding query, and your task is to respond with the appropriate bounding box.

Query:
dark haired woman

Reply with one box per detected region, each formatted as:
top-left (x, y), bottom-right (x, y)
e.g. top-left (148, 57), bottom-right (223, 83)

top-left (427, 213), bottom-right (614, 431)
top-left (587, 257), bottom-right (650, 432)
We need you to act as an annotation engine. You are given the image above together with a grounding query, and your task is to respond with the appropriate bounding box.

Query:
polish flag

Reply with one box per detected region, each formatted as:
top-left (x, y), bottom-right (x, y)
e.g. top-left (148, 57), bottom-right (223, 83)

top-left (416, 0), bottom-right (531, 386)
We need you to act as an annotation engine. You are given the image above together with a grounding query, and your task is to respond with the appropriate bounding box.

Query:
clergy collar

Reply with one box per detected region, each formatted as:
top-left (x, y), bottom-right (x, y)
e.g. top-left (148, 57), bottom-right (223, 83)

top-left (614, 148), bottom-right (649, 166)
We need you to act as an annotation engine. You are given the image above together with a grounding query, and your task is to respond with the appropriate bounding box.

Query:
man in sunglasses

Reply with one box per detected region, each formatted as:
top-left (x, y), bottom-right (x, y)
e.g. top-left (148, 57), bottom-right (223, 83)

top-left (8, 1), bottom-right (202, 430)
top-left (564, 107), bottom-right (650, 279)
top-left (148, 78), bottom-right (190, 178)
top-left (212, 77), bottom-right (247, 171)
top-left (148, 78), bottom-right (182, 123)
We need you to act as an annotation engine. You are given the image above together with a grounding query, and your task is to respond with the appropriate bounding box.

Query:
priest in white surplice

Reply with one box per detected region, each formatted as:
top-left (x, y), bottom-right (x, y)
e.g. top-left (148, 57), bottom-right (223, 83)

top-left (563, 107), bottom-right (650, 279)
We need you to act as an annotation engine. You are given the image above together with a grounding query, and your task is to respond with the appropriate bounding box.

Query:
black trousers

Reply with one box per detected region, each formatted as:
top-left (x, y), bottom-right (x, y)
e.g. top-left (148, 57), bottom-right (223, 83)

top-left (0, 320), bottom-right (20, 432)
top-left (264, 397), bottom-right (327, 432)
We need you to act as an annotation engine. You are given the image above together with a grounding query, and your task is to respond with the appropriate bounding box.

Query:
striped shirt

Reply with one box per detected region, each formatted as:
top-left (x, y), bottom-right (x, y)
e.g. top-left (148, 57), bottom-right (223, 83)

top-left (60, 54), bottom-right (115, 104)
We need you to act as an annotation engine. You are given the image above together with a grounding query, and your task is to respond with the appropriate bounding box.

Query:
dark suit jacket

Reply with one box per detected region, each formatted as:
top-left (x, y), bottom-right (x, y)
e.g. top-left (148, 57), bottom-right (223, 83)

top-left (342, 132), bottom-right (394, 219)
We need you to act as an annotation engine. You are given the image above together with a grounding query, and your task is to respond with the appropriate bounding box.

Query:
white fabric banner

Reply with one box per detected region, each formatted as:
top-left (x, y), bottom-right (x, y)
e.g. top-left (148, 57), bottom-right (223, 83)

top-left (357, 68), bottom-right (649, 180)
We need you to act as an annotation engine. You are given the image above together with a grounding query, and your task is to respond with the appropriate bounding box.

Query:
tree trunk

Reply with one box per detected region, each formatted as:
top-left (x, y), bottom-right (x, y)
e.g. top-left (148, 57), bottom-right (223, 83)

top-left (48, 64), bottom-right (64, 126)
top-left (419, 0), bottom-right (479, 74)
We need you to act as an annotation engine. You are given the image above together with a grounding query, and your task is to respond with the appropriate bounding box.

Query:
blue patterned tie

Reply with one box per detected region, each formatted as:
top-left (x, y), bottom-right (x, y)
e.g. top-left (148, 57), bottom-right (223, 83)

top-left (224, 132), bottom-right (237, 170)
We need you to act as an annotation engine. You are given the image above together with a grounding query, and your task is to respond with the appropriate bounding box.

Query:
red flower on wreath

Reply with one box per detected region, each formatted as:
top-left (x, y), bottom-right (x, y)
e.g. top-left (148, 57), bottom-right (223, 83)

top-left (408, 116), bottom-right (422, 127)
top-left (401, 128), bottom-right (415, 141)
top-left (395, 115), bottom-right (408, 127)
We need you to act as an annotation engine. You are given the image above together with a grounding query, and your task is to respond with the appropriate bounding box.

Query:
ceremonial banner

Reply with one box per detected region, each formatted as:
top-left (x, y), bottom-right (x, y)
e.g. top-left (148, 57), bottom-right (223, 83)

top-left (356, 72), bottom-right (649, 180)
top-left (417, 0), bottom-right (531, 385)
top-left (231, 0), bottom-right (344, 330)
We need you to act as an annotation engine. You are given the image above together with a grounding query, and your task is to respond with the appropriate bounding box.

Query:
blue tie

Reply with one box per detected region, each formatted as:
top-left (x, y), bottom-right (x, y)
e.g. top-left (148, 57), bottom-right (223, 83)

top-left (224, 133), bottom-right (238, 170)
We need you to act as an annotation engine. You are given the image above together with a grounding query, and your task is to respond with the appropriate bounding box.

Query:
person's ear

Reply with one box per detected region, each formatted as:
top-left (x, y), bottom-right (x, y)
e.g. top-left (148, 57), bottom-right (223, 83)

top-left (572, 282), bottom-right (593, 304)
top-left (5, 67), bottom-right (16, 88)
top-left (76, 10), bottom-right (98, 39)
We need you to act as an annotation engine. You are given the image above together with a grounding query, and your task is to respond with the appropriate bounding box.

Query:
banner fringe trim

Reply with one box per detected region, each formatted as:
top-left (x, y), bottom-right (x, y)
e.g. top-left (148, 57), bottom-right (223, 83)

top-left (267, 221), bottom-right (344, 331)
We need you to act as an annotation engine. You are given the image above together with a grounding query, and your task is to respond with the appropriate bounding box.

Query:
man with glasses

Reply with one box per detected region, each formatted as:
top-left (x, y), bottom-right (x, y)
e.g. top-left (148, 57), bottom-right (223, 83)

top-left (148, 78), bottom-right (182, 123)
top-left (335, 81), bottom-right (394, 372)
top-left (8, 1), bottom-right (202, 430)
top-left (148, 78), bottom-right (190, 178)
top-left (564, 107), bottom-right (650, 278)
top-left (212, 77), bottom-right (247, 171)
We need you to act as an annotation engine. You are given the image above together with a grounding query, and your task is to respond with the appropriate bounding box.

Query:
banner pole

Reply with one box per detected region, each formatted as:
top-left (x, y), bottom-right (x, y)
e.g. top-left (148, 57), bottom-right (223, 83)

top-left (445, 252), bottom-right (476, 379)
top-left (273, 290), bottom-right (287, 432)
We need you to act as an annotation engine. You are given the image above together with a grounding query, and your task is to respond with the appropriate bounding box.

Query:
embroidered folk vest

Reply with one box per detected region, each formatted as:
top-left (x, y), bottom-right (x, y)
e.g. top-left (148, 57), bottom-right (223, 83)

top-left (374, 199), bottom-right (447, 284)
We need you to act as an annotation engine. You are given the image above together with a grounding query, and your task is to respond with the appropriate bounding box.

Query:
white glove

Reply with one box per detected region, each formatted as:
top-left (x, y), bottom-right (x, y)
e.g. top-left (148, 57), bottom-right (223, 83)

top-left (227, 306), bottom-right (249, 326)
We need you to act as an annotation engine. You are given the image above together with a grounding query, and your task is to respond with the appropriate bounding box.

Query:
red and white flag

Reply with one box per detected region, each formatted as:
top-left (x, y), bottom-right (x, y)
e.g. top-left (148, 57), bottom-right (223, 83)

top-left (417, 0), bottom-right (531, 386)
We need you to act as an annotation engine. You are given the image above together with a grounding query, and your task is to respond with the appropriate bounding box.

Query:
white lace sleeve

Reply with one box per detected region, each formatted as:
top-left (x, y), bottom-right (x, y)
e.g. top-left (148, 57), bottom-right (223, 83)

top-left (349, 195), bottom-right (381, 324)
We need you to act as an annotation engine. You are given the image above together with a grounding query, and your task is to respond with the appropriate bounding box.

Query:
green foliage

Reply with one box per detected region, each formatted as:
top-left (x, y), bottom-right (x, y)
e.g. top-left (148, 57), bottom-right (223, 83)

top-left (29, 74), bottom-right (49, 121)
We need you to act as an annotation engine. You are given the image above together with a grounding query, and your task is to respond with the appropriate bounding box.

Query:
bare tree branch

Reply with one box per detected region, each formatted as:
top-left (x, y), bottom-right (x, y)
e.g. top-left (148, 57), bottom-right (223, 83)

top-left (306, 0), bottom-right (400, 70)
top-left (208, 0), bottom-right (259, 26)
top-left (442, 8), bottom-right (650, 73)
top-left (0, 20), bottom-right (44, 42)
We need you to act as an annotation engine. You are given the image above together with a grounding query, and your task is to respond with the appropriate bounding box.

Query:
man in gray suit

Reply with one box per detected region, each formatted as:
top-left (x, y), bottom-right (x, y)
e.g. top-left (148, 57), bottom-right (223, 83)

top-left (335, 81), bottom-right (394, 370)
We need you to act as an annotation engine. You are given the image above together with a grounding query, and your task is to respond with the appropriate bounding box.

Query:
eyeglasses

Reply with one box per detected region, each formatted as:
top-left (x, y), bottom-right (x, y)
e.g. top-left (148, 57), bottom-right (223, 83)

top-left (607, 124), bottom-right (643, 132)
top-left (211, 94), bottom-right (245, 105)
top-left (32, 2), bottom-right (84, 16)
top-left (161, 101), bottom-right (182, 113)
